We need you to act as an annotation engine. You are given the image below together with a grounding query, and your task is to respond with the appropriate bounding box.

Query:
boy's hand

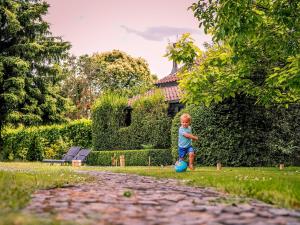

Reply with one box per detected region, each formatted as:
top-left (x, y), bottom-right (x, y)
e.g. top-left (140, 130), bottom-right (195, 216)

top-left (183, 133), bottom-right (198, 140)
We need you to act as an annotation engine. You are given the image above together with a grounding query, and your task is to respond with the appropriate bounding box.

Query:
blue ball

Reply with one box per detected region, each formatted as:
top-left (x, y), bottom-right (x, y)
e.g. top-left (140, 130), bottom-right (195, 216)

top-left (175, 160), bottom-right (188, 172)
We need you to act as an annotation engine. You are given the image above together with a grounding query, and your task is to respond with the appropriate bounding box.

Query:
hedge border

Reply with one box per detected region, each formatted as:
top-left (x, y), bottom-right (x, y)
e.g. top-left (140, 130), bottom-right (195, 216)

top-left (86, 149), bottom-right (172, 166)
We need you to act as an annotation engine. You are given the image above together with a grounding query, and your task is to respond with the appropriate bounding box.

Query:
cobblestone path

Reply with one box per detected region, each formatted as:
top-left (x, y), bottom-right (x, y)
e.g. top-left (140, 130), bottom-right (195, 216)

top-left (25, 171), bottom-right (300, 225)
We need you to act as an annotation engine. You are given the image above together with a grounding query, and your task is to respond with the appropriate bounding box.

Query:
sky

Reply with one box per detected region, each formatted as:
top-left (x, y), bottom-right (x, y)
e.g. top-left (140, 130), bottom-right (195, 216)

top-left (44, 0), bottom-right (211, 78)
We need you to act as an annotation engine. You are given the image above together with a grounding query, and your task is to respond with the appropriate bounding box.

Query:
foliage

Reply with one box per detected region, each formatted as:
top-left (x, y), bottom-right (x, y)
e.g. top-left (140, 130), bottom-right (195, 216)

top-left (61, 51), bottom-right (158, 120)
top-left (266, 105), bottom-right (300, 164)
top-left (0, 0), bottom-right (72, 134)
top-left (171, 104), bottom-right (300, 166)
top-left (164, 33), bottom-right (202, 68)
top-left (0, 162), bottom-right (88, 224)
top-left (106, 166), bottom-right (300, 209)
top-left (92, 90), bottom-right (171, 150)
top-left (89, 50), bottom-right (155, 97)
top-left (1, 119), bottom-right (92, 161)
top-left (86, 149), bottom-right (172, 166)
top-left (129, 90), bottom-right (171, 149)
top-left (185, 0), bottom-right (300, 106)
top-left (61, 55), bottom-right (96, 120)
top-left (165, 1), bottom-right (300, 164)
top-left (177, 44), bottom-right (250, 106)
top-left (92, 93), bottom-right (128, 150)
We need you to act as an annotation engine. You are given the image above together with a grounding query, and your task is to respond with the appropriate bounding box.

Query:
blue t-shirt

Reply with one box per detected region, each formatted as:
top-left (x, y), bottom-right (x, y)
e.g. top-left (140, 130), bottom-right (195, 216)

top-left (178, 126), bottom-right (192, 148)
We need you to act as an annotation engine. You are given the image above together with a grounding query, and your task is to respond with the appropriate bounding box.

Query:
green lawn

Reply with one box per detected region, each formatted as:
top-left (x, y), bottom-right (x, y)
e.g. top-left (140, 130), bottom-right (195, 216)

top-left (80, 165), bottom-right (300, 209)
top-left (0, 162), bottom-right (90, 225)
top-left (0, 163), bottom-right (299, 225)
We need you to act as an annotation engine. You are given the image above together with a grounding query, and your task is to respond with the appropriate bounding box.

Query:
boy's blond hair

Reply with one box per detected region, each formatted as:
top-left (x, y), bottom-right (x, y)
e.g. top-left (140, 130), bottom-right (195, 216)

top-left (180, 113), bottom-right (191, 122)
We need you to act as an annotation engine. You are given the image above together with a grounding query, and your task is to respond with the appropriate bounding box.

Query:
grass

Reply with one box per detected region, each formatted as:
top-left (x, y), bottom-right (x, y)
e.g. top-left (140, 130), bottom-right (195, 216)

top-left (80, 165), bottom-right (300, 209)
top-left (0, 162), bottom-right (299, 224)
top-left (0, 162), bottom-right (91, 225)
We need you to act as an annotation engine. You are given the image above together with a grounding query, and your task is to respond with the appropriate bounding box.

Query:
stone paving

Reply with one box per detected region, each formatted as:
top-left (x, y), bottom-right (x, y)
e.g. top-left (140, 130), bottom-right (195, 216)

top-left (25, 171), bottom-right (300, 225)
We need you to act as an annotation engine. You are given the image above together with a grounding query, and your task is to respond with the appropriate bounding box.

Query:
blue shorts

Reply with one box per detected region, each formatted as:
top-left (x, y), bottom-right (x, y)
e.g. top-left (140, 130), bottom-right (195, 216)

top-left (178, 146), bottom-right (195, 158)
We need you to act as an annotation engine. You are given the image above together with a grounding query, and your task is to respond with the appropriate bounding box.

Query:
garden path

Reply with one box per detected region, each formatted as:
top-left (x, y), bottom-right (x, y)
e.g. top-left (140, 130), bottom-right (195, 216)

top-left (25, 171), bottom-right (300, 225)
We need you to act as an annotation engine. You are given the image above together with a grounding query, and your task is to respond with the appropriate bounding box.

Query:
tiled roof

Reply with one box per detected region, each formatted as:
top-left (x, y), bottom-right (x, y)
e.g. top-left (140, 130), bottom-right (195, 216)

top-left (161, 85), bottom-right (180, 102)
top-left (128, 85), bottom-right (181, 106)
top-left (163, 85), bottom-right (180, 101)
top-left (128, 71), bottom-right (182, 106)
top-left (155, 73), bottom-right (179, 85)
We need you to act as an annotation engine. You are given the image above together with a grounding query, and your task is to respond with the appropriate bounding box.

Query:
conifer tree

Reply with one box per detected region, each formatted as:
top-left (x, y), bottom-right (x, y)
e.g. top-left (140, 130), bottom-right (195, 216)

top-left (0, 0), bottom-right (72, 137)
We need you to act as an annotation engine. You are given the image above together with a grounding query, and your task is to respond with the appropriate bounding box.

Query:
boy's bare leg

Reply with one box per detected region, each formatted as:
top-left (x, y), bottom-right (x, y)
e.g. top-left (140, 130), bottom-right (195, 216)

top-left (188, 152), bottom-right (195, 170)
top-left (176, 157), bottom-right (184, 165)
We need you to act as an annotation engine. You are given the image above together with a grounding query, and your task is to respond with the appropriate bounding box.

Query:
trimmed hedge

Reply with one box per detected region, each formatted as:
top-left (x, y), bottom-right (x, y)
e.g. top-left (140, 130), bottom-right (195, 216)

top-left (129, 91), bottom-right (171, 149)
top-left (92, 91), bottom-right (171, 150)
top-left (92, 93), bottom-right (128, 150)
top-left (171, 100), bottom-right (300, 166)
top-left (1, 119), bottom-right (92, 161)
top-left (171, 105), bottom-right (240, 165)
top-left (87, 149), bottom-right (172, 166)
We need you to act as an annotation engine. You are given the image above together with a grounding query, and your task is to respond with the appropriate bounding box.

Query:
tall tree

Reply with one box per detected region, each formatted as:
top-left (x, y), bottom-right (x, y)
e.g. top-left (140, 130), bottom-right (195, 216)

top-left (0, 0), bottom-right (71, 134)
top-left (170, 0), bottom-right (300, 107)
top-left (61, 55), bottom-right (96, 119)
top-left (164, 33), bottom-right (202, 69)
top-left (89, 50), bottom-right (155, 97)
top-left (61, 51), bottom-right (155, 119)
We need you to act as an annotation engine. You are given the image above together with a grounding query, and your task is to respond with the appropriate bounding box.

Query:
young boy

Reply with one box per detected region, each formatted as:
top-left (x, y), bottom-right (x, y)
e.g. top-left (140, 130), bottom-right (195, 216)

top-left (178, 113), bottom-right (198, 170)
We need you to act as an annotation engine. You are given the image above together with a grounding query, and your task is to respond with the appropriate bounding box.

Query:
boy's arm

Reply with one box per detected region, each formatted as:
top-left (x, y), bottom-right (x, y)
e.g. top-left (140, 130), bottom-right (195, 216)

top-left (183, 133), bottom-right (198, 141)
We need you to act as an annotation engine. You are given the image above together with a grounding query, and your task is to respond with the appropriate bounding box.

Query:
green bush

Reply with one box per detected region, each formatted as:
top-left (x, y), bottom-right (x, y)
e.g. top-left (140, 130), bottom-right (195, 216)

top-left (171, 104), bottom-right (243, 166)
top-left (171, 100), bottom-right (300, 166)
top-left (92, 93), bottom-right (128, 150)
top-left (86, 149), bottom-right (172, 166)
top-left (117, 127), bottom-right (139, 149)
top-left (92, 90), bottom-right (171, 150)
top-left (129, 90), bottom-right (171, 149)
top-left (1, 119), bottom-right (92, 161)
top-left (266, 105), bottom-right (300, 165)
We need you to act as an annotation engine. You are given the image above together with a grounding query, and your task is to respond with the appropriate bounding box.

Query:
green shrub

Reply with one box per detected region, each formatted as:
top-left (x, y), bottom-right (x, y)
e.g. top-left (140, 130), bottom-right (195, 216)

top-left (266, 105), bottom-right (300, 165)
top-left (117, 127), bottom-right (140, 149)
top-left (92, 93), bottom-right (128, 150)
top-left (63, 119), bottom-right (92, 148)
top-left (86, 149), bottom-right (172, 166)
top-left (171, 101), bottom-right (300, 166)
top-left (129, 90), bottom-right (171, 149)
top-left (92, 90), bottom-right (171, 150)
top-left (1, 119), bottom-right (92, 161)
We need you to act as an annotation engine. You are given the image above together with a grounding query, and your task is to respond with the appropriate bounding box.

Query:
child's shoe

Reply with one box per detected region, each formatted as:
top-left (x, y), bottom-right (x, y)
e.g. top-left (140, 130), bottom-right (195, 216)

top-left (188, 165), bottom-right (195, 170)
